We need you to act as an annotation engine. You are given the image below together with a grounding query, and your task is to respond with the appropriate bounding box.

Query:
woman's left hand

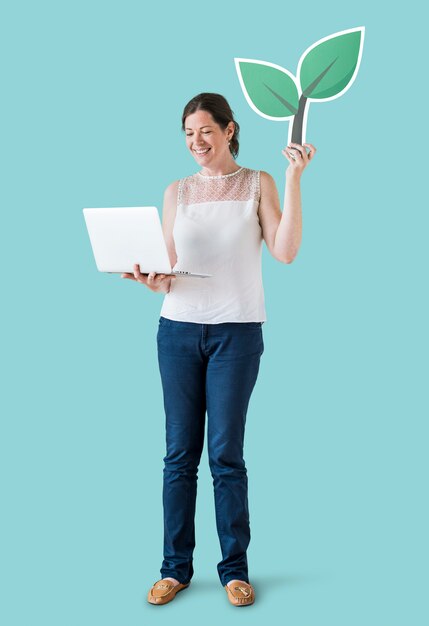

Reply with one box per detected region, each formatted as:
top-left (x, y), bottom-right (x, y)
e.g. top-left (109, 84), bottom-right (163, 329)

top-left (282, 142), bottom-right (316, 176)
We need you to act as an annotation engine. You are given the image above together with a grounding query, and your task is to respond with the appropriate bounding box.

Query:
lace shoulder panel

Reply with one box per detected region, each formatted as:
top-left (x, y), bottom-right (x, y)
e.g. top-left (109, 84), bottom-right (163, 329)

top-left (177, 177), bottom-right (185, 206)
top-left (179, 167), bottom-right (260, 205)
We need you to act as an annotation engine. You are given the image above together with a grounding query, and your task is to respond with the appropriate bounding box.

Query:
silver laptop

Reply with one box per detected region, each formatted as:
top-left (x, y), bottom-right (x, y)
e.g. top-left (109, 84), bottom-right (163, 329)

top-left (82, 206), bottom-right (212, 277)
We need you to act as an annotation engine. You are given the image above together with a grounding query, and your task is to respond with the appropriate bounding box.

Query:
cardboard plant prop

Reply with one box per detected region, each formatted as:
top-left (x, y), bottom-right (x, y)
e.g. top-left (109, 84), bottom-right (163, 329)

top-left (234, 26), bottom-right (365, 146)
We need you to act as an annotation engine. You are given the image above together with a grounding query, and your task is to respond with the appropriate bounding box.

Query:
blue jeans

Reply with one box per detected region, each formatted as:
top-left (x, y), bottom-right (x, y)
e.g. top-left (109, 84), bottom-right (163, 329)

top-left (156, 316), bottom-right (264, 587)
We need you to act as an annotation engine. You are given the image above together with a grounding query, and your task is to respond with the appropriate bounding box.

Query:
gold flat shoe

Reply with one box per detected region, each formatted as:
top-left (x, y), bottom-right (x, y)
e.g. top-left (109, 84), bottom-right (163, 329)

top-left (147, 578), bottom-right (190, 605)
top-left (225, 580), bottom-right (255, 606)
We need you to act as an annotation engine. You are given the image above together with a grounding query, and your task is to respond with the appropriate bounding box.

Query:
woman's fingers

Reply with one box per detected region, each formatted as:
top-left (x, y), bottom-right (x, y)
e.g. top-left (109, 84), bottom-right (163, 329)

top-left (132, 263), bottom-right (150, 284)
top-left (282, 142), bottom-right (317, 171)
top-left (149, 272), bottom-right (168, 282)
top-left (287, 143), bottom-right (303, 157)
top-left (282, 142), bottom-right (317, 160)
top-left (303, 143), bottom-right (317, 159)
top-left (147, 271), bottom-right (157, 286)
top-left (288, 143), bottom-right (309, 162)
top-left (121, 265), bottom-right (172, 290)
top-left (134, 263), bottom-right (143, 280)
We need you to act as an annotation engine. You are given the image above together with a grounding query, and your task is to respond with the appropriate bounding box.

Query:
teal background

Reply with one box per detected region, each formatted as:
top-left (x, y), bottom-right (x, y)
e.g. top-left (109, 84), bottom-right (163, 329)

top-left (1, 1), bottom-right (427, 624)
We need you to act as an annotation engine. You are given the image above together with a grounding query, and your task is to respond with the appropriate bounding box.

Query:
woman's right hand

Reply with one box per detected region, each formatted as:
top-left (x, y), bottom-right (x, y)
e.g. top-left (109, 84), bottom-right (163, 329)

top-left (121, 263), bottom-right (176, 293)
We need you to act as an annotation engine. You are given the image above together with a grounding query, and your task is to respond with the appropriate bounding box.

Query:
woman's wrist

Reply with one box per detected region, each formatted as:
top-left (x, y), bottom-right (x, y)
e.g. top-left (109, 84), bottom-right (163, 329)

top-left (286, 170), bottom-right (301, 184)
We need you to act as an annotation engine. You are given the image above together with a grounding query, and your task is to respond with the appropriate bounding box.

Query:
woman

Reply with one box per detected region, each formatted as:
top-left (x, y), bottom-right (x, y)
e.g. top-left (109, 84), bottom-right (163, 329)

top-left (122, 93), bottom-right (316, 606)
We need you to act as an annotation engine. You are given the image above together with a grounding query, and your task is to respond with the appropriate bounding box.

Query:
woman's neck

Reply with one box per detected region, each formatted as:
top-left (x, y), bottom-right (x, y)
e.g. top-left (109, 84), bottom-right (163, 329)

top-left (199, 160), bottom-right (241, 177)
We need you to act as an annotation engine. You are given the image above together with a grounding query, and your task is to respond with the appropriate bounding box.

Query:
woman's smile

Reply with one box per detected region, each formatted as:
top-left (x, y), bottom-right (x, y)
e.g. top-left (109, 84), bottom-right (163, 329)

top-left (194, 147), bottom-right (211, 155)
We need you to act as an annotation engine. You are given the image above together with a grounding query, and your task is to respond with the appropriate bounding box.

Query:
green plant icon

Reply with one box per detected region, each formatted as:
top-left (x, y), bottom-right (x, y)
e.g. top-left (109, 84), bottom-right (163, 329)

top-left (234, 26), bottom-right (365, 145)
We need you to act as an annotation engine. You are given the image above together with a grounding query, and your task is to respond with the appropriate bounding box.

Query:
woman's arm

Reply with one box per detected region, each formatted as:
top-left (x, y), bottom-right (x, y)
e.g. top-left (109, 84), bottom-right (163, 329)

top-left (159, 181), bottom-right (179, 293)
top-left (258, 142), bottom-right (316, 264)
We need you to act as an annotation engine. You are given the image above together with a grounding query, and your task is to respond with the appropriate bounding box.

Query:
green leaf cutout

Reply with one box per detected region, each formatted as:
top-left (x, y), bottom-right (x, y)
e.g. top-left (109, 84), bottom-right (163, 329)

top-left (235, 59), bottom-right (299, 119)
top-left (299, 28), bottom-right (363, 100)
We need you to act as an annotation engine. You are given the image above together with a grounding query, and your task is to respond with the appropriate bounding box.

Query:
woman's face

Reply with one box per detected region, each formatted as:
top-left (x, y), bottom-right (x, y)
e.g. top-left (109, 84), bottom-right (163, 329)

top-left (185, 110), bottom-right (234, 166)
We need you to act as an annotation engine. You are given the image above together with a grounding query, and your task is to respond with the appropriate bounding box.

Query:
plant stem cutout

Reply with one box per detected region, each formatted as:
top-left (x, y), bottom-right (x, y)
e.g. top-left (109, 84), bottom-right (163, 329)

top-left (234, 27), bottom-right (365, 145)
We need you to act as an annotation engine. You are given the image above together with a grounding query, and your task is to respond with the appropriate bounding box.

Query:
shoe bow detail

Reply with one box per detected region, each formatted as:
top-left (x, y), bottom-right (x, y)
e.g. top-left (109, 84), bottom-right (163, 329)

top-left (225, 580), bottom-right (255, 606)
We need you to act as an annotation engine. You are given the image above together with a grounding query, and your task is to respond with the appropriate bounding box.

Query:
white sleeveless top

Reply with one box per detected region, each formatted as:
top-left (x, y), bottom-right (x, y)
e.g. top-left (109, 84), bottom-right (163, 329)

top-left (160, 166), bottom-right (267, 324)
